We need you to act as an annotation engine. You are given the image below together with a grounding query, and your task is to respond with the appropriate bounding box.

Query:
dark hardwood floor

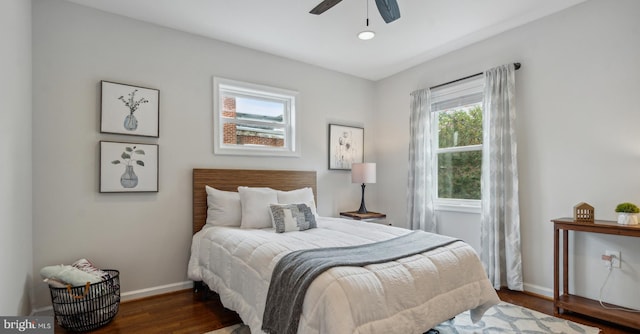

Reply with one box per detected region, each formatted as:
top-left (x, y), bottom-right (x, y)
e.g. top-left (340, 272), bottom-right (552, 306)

top-left (54, 289), bottom-right (240, 334)
top-left (54, 289), bottom-right (637, 333)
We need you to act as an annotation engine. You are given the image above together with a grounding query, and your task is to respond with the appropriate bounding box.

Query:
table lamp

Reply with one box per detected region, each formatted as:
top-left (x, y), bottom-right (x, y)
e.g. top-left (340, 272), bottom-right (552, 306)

top-left (351, 163), bottom-right (376, 214)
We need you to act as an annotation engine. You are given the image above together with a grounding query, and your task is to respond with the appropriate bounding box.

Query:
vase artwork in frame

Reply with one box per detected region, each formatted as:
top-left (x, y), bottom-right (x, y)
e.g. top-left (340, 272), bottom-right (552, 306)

top-left (100, 81), bottom-right (160, 137)
top-left (100, 141), bottom-right (159, 193)
top-left (328, 124), bottom-right (364, 170)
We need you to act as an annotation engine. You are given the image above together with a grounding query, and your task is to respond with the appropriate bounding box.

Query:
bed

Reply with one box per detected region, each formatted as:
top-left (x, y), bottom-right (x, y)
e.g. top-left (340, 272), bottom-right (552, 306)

top-left (188, 168), bottom-right (499, 334)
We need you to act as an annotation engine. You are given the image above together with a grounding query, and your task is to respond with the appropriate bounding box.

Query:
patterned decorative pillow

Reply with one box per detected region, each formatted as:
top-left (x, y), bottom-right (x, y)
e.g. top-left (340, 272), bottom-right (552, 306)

top-left (269, 203), bottom-right (317, 233)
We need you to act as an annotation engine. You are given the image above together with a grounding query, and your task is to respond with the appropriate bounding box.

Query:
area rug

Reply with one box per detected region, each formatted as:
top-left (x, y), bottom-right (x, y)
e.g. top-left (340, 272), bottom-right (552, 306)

top-left (206, 302), bottom-right (600, 334)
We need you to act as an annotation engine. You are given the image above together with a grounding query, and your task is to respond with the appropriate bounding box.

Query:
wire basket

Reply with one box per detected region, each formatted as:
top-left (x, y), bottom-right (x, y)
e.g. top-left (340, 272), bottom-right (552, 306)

top-left (48, 269), bottom-right (120, 332)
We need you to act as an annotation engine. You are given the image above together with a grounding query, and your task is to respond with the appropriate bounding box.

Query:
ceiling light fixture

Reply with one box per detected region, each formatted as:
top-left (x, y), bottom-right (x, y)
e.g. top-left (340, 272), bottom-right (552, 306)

top-left (358, 31), bottom-right (375, 40)
top-left (358, 0), bottom-right (375, 40)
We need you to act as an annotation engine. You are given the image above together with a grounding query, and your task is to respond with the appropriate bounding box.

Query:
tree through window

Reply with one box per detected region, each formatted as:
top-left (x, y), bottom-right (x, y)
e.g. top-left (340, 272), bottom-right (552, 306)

top-left (431, 76), bottom-right (484, 202)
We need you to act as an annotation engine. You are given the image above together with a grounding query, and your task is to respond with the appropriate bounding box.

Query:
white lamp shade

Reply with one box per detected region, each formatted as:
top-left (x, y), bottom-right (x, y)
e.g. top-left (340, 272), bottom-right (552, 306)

top-left (351, 163), bottom-right (376, 184)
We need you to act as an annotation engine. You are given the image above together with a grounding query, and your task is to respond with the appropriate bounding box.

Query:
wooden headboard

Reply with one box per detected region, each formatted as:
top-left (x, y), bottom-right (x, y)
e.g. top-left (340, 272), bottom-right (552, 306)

top-left (192, 168), bottom-right (317, 233)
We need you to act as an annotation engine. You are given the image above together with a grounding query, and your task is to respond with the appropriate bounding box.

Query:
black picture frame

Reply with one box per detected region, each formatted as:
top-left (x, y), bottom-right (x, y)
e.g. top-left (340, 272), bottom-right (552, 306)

top-left (100, 81), bottom-right (160, 138)
top-left (328, 124), bottom-right (364, 170)
top-left (99, 141), bottom-right (159, 193)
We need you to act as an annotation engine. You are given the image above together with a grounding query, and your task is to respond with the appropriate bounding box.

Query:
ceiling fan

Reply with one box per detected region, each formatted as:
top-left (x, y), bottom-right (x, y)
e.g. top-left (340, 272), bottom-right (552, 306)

top-left (310, 0), bottom-right (401, 24)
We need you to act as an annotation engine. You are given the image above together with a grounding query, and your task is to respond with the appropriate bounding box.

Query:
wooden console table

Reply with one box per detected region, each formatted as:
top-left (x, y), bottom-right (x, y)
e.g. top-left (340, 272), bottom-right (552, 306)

top-left (552, 217), bottom-right (640, 329)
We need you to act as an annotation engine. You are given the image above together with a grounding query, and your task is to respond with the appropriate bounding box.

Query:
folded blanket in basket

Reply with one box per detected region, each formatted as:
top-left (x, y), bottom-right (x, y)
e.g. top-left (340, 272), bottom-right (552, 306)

top-left (41, 258), bottom-right (111, 287)
top-left (41, 265), bottom-right (102, 287)
top-left (72, 258), bottom-right (111, 281)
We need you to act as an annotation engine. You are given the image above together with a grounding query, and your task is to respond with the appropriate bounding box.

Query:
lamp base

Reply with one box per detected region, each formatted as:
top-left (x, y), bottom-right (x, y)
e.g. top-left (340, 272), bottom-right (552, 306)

top-left (357, 183), bottom-right (368, 214)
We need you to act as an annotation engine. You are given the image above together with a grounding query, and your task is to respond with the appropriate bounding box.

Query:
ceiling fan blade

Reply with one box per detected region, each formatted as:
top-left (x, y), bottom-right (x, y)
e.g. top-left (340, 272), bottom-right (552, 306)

top-left (375, 0), bottom-right (401, 23)
top-left (309, 0), bottom-right (343, 15)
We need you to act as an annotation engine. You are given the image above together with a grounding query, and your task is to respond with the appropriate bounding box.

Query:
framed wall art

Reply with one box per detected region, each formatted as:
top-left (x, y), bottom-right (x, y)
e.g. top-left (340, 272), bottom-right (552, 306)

top-left (101, 81), bottom-right (160, 137)
top-left (328, 124), bottom-right (364, 170)
top-left (100, 141), bottom-right (159, 193)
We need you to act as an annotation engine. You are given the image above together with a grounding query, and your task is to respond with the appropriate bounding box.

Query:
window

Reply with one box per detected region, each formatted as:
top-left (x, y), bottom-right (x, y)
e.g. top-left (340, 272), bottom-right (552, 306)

top-left (431, 76), bottom-right (484, 211)
top-left (213, 77), bottom-right (299, 157)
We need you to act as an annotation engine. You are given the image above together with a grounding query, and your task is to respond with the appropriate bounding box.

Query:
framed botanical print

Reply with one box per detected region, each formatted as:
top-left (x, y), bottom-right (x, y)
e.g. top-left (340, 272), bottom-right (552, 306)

top-left (328, 124), bottom-right (364, 170)
top-left (100, 81), bottom-right (160, 137)
top-left (100, 141), bottom-right (159, 193)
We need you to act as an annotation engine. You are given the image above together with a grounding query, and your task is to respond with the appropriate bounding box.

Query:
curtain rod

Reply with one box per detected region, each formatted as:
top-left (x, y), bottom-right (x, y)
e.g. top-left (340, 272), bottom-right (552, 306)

top-left (429, 62), bottom-right (521, 90)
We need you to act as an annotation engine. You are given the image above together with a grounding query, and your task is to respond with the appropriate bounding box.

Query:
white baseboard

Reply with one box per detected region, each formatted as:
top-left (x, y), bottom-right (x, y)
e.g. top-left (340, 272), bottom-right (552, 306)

top-left (121, 281), bottom-right (193, 302)
top-left (31, 281), bottom-right (194, 316)
top-left (523, 282), bottom-right (553, 298)
top-left (31, 306), bottom-right (54, 316)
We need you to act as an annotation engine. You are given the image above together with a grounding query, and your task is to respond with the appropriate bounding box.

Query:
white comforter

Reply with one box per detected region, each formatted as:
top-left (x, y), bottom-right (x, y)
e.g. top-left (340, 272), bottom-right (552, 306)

top-left (188, 217), bottom-right (499, 334)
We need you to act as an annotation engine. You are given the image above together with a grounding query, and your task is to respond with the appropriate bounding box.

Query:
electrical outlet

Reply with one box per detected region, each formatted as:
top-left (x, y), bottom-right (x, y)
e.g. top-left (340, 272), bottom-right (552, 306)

top-left (604, 250), bottom-right (621, 268)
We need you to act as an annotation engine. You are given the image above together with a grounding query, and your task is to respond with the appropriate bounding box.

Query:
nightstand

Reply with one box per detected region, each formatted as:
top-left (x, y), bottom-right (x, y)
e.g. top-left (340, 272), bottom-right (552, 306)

top-left (339, 211), bottom-right (390, 225)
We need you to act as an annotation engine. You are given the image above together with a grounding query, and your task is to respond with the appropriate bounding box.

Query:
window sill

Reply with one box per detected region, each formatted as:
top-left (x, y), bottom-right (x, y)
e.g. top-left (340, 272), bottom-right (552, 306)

top-left (214, 145), bottom-right (301, 157)
top-left (434, 202), bottom-right (481, 214)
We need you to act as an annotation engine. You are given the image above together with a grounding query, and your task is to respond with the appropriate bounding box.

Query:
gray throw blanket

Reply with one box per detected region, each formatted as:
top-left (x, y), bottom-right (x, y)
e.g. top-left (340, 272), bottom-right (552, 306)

top-left (261, 231), bottom-right (460, 334)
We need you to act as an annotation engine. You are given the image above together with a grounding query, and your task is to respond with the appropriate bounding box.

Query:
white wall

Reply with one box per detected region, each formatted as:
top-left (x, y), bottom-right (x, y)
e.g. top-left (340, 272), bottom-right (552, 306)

top-left (375, 0), bottom-right (640, 309)
top-left (0, 0), bottom-right (33, 316)
top-left (32, 0), bottom-right (375, 309)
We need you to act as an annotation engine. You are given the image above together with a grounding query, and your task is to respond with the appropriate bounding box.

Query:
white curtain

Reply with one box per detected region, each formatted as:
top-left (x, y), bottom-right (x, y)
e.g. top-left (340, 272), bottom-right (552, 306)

top-left (407, 88), bottom-right (436, 232)
top-left (480, 64), bottom-right (523, 290)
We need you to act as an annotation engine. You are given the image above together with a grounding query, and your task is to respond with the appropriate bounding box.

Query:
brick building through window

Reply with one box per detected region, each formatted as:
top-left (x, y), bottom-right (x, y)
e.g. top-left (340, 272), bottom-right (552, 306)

top-left (222, 97), bottom-right (284, 147)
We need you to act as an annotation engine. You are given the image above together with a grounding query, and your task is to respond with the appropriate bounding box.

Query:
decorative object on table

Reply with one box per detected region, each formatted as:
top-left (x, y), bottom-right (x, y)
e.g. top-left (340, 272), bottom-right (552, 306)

top-left (614, 202), bottom-right (639, 225)
top-left (328, 124), bottom-right (363, 170)
top-left (101, 81), bottom-right (160, 137)
top-left (573, 202), bottom-right (594, 222)
top-left (351, 162), bottom-right (376, 213)
top-left (100, 141), bottom-right (158, 193)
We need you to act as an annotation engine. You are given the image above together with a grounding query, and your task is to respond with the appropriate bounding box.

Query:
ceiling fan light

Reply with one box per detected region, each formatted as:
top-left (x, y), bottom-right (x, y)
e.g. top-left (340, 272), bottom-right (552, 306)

top-left (358, 30), bottom-right (375, 40)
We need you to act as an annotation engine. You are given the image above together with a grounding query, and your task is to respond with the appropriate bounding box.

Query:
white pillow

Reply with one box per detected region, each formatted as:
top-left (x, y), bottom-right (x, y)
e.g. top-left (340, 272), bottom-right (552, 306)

top-left (206, 186), bottom-right (242, 227)
top-left (238, 187), bottom-right (278, 229)
top-left (277, 187), bottom-right (317, 216)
